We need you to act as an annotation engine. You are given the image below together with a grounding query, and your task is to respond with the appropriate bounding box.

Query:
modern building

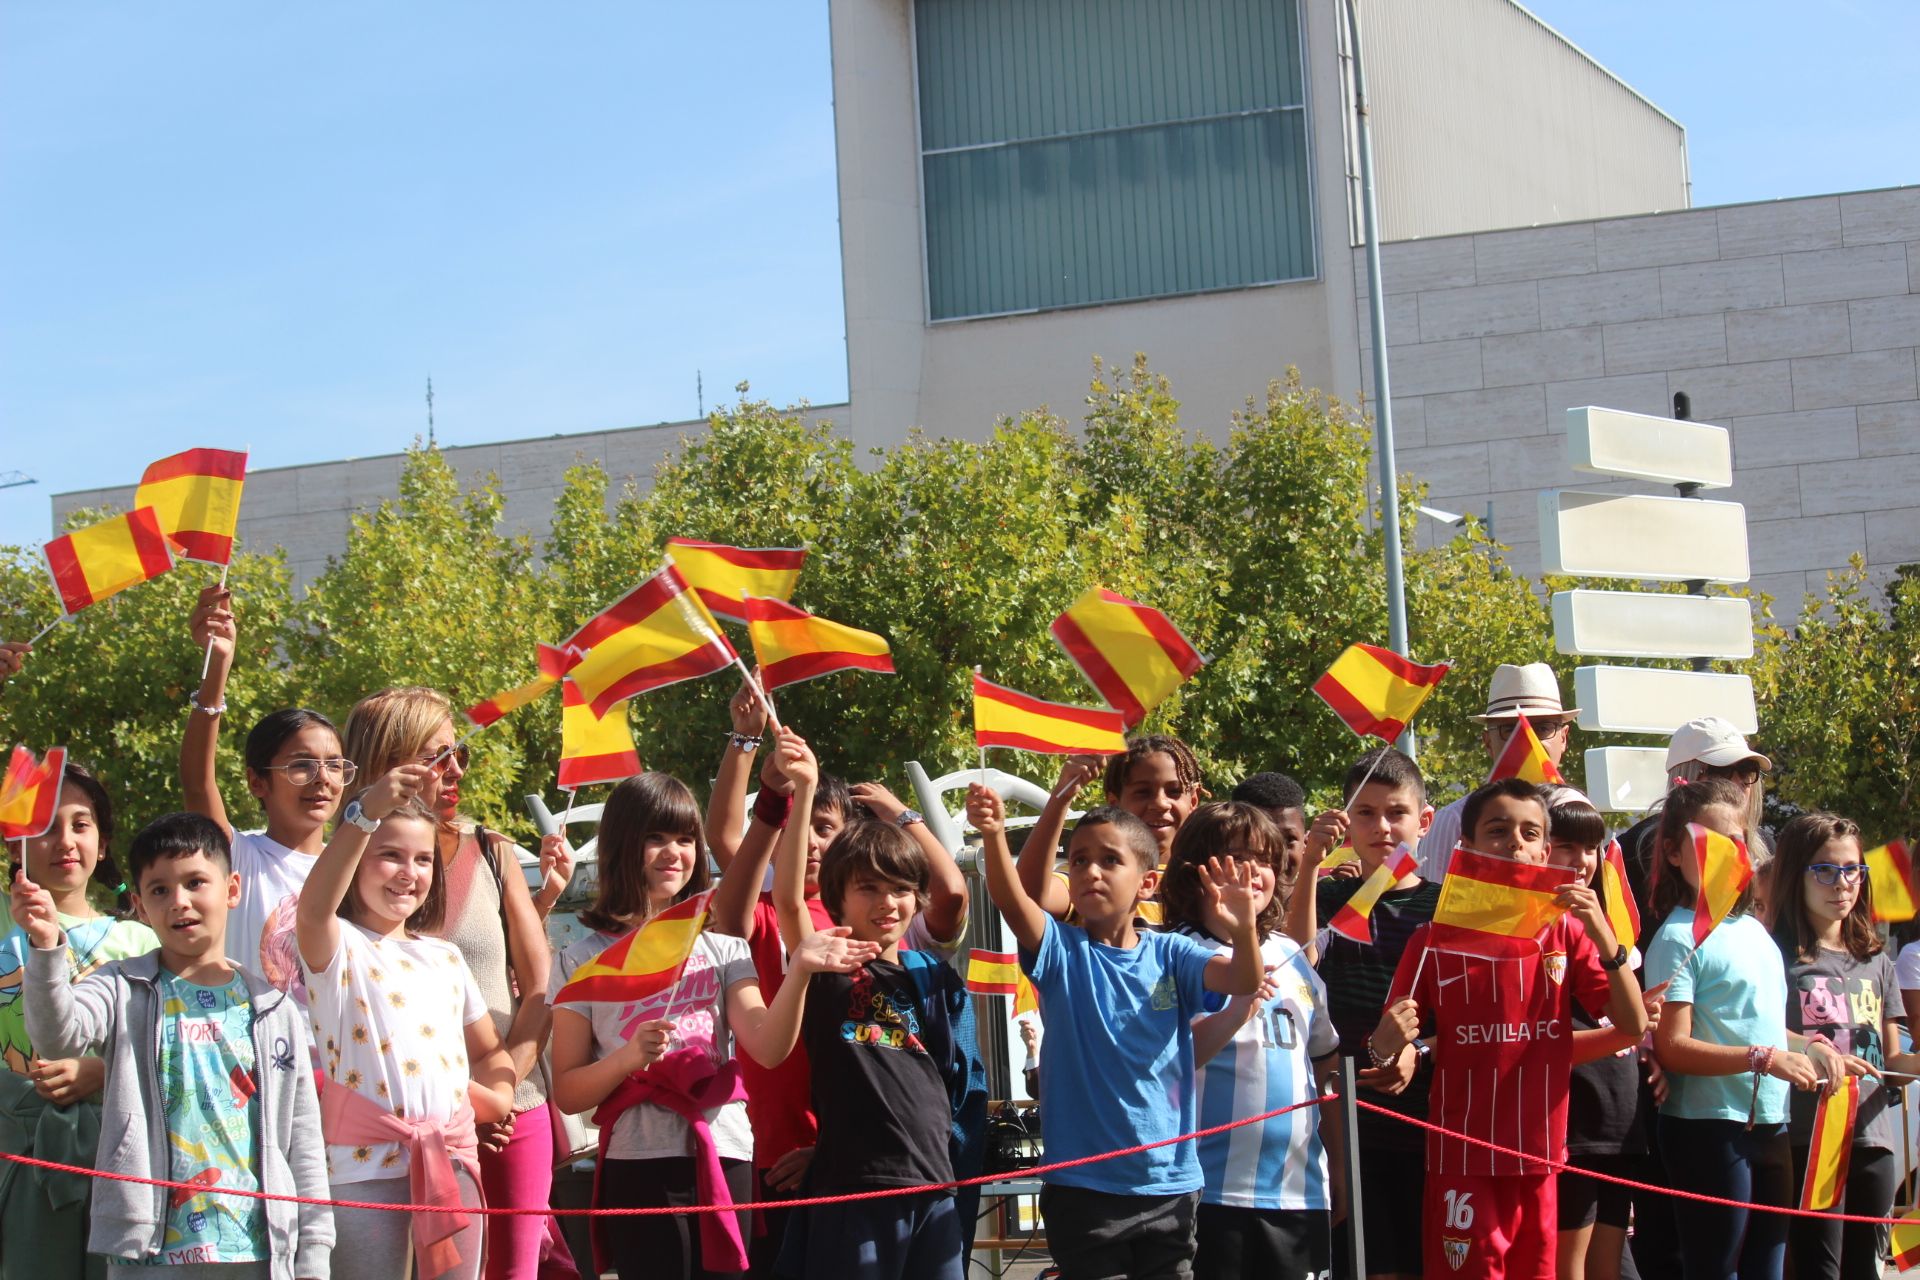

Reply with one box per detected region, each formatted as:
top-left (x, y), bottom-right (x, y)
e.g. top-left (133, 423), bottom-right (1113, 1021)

top-left (54, 0), bottom-right (1920, 605)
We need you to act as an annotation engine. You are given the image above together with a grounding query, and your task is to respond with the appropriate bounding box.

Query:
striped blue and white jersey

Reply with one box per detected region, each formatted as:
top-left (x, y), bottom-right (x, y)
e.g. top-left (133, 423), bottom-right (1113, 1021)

top-left (1184, 929), bottom-right (1338, 1210)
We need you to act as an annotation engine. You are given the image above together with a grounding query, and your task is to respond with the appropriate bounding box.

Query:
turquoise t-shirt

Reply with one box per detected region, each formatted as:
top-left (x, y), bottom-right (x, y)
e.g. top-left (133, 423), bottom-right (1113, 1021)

top-left (126, 969), bottom-right (268, 1266)
top-left (1645, 910), bottom-right (1790, 1125)
top-left (0, 914), bottom-right (157, 1079)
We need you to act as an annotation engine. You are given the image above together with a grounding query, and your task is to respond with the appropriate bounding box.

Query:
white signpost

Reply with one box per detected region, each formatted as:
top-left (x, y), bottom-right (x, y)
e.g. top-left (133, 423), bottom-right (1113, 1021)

top-left (1548, 406), bottom-right (1757, 812)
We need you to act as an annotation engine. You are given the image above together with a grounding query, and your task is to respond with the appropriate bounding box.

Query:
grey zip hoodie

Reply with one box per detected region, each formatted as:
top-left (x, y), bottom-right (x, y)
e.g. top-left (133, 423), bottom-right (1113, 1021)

top-left (23, 941), bottom-right (333, 1279)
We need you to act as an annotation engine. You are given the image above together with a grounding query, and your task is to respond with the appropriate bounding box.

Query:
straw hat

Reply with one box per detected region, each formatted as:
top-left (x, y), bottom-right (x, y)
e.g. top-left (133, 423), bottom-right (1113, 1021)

top-left (1472, 662), bottom-right (1578, 722)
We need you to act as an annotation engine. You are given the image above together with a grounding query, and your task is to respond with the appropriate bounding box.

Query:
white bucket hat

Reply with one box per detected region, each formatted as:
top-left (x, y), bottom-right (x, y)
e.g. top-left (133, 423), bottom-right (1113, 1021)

top-left (1473, 662), bottom-right (1578, 722)
top-left (1666, 716), bottom-right (1772, 772)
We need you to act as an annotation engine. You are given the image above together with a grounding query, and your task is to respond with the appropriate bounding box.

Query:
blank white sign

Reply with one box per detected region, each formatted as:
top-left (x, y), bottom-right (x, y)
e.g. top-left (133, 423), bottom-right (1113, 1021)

top-left (1585, 746), bottom-right (1672, 813)
top-left (1574, 666), bottom-right (1758, 735)
top-left (1551, 590), bottom-right (1754, 660)
top-left (1540, 490), bottom-right (1751, 584)
top-left (1567, 406), bottom-right (1733, 489)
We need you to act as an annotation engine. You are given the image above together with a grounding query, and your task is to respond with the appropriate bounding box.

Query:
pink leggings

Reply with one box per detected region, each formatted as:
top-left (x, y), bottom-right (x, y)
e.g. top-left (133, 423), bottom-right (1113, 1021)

top-left (480, 1102), bottom-right (558, 1280)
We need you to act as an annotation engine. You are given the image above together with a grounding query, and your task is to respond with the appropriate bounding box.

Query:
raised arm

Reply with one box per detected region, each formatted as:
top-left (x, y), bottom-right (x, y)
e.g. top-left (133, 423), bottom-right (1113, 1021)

top-left (707, 676), bottom-right (772, 873)
top-left (1016, 757), bottom-right (1100, 918)
top-left (181, 585), bottom-right (238, 837)
top-left (14, 875), bottom-right (113, 1056)
top-left (1198, 858), bottom-right (1265, 997)
top-left (768, 729), bottom-right (820, 952)
top-left (728, 929), bottom-right (882, 1068)
top-left (709, 752), bottom-right (791, 939)
top-left (968, 783), bottom-right (1048, 954)
top-left (294, 764), bottom-right (430, 971)
top-left (1282, 808), bottom-right (1349, 957)
top-left (853, 781), bottom-right (968, 946)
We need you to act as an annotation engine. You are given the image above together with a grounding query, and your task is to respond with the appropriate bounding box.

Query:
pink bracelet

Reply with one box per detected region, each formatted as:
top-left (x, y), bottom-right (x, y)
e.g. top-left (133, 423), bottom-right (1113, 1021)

top-left (1746, 1044), bottom-right (1775, 1075)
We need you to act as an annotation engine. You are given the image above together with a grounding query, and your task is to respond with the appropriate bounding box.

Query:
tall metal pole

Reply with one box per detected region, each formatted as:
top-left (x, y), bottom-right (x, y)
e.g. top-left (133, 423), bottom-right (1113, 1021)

top-left (1345, 5), bottom-right (1412, 661)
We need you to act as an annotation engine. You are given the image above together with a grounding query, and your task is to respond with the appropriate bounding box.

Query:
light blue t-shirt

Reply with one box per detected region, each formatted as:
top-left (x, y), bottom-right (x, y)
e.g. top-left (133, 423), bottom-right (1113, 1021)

top-left (1645, 910), bottom-right (1789, 1125)
top-left (1022, 915), bottom-right (1223, 1195)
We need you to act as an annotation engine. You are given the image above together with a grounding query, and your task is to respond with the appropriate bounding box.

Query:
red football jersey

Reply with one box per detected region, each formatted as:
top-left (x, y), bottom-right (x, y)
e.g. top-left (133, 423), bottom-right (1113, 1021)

top-left (1388, 915), bottom-right (1612, 1176)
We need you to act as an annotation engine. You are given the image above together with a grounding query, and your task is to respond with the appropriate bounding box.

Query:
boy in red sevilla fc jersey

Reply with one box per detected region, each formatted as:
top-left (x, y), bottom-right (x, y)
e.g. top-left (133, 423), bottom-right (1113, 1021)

top-left (1370, 780), bottom-right (1648, 1279)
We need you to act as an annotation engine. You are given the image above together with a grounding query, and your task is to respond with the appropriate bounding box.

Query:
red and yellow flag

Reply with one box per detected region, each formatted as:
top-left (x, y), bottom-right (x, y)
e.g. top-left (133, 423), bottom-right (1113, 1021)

top-left (134, 448), bottom-right (248, 565)
top-left (553, 890), bottom-right (711, 1005)
top-left (1600, 839), bottom-right (1642, 950)
top-left (0, 746), bottom-right (66, 842)
top-left (966, 948), bottom-right (1039, 1018)
top-left (1486, 715), bottom-right (1565, 785)
top-left (465, 644), bottom-right (570, 728)
top-left (1433, 846), bottom-right (1567, 941)
top-left (1049, 586), bottom-right (1205, 726)
top-left (563, 563), bottom-right (737, 717)
top-left (664, 538), bottom-right (805, 625)
top-left (1867, 840), bottom-right (1916, 924)
top-left (1798, 1075), bottom-right (1861, 1211)
top-left (1328, 843), bottom-right (1420, 943)
top-left (972, 674), bottom-right (1127, 756)
top-left (1892, 1207), bottom-right (1920, 1270)
top-left (743, 597), bottom-right (894, 691)
top-left (43, 507), bottom-right (176, 615)
top-left (1313, 643), bottom-right (1449, 742)
top-left (1690, 823), bottom-right (1754, 947)
top-left (557, 678), bottom-right (642, 791)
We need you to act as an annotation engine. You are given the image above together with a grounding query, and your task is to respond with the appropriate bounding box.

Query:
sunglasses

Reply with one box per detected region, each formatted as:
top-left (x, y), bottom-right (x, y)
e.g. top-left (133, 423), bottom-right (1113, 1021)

top-left (1806, 863), bottom-right (1865, 886)
top-left (1704, 760), bottom-right (1764, 785)
top-left (418, 743), bottom-right (471, 773)
top-left (262, 758), bottom-right (359, 787)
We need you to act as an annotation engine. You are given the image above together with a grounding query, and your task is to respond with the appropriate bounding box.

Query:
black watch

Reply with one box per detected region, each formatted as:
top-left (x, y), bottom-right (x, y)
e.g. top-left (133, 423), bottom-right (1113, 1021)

top-left (1599, 943), bottom-right (1630, 971)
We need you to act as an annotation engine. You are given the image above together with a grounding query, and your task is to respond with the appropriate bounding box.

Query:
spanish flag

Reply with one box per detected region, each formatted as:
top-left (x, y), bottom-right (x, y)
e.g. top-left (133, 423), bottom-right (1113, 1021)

top-left (1486, 715), bottom-right (1565, 786)
top-left (1867, 840), bottom-right (1916, 924)
top-left (557, 678), bottom-right (642, 791)
top-left (664, 538), bottom-right (806, 625)
top-left (1798, 1075), bottom-right (1861, 1211)
top-left (1689, 823), bottom-right (1753, 948)
top-left (1313, 643), bottom-right (1449, 742)
top-left (1049, 586), bottom-right (1205, 726)
top-left (743, 597), bottom-right (894, 691)
top-left (553, 890), bottom-right (711, 1006)
top-left (972, 674), bottom-right (1128, 756)
top-left (1892, 1207), bottom-right (1920, 1270)
top-left (1327, 842), bottom-right (1420, 943)
top-left (464, 644), bottom-right (570, 728)
top-left (1318, 846), bottom-right (1359, 876)
top-left (1600, 839), bottom-right (1642, 950)
top-left (0, 746), bottom-right (65, 842)
top-left (966, 949), bottom-right (1039, 1018)
top-left (134, 448), bottom-right (248, 565)
top-left (1432, 846), bottom-right (1567, 942)
top-left (563, 563), bottom-right (737, 717)
top-left (42, 508), bottom-right (176, 615)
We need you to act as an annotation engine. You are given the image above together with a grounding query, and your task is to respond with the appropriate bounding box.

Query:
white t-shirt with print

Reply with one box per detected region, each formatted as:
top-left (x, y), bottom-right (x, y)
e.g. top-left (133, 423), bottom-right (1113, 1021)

top-left (302, 922), bottom-right (489, 1184)
top-left (229, 830), bottom-right (319, 997)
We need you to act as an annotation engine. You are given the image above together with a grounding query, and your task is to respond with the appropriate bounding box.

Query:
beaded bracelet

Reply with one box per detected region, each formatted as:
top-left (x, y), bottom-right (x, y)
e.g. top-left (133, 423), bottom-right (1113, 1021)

top-left (727, 731), bottom-right (762, 752)
top-left (188, 692), bottom-right (228, 716)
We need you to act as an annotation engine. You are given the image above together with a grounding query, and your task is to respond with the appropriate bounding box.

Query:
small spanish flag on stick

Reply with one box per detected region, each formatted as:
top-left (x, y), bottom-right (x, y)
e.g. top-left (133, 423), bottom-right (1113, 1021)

top-left (134, 448), bottom-right (248, 566)
top-left (1892, 1206), bottom-right (1920, 1270)
top-left (966, 948), bottom-right (1040, 1018)
top-left (0, 746), bottom-right (65, 843)
top-left (664, 538), bottom-right (806, 625)
top-left (973, 674), bottom-right (1128, 756)
top-left (1432, 846), bottom-right (1568, 943)
top-left (1599, 839), bottom-right (1641, 951)
top-left (564, 563), bottom-right (739, 718)
top-left (1798, 1075), bottom-right (1860, 1212)
top-left (1689, 823), bottom-right (1753, 948)
top-left (1866, 840), bottom-right (1916, 924)
top-left (743, 597), bottom-right (894, 691)
top-left (552, 889), bottom-right (711, 1006)
top-left (557, 679), bottom-right (642, 792)
top-left (1313, 643), bottom-right (1449, 742)
top-left (42, 508), bottom-right (175, 616)
top-left (1049, 586), bottom-right (1205, 727)
top-left (465, 644), bottom-right (571, 728)
top-left (1327, 842), bottom-right (1419, 943)
top-left (1486, 715), bottom-right (1565, 786)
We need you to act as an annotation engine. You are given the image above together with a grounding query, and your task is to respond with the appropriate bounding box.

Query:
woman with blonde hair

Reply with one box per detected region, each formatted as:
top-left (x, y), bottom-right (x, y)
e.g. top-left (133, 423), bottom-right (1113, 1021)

top-left (344, 685), bottom-right (570, 1279)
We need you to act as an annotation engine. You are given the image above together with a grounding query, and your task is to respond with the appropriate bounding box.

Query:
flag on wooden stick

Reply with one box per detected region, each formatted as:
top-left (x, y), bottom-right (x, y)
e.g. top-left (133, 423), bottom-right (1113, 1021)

top-left (1867, 840), bottom-right (1916, 924)
top-left (134, 448), bottom-right (248, 565)
top-left (972, 674), bottom-right (1127, 756)
top-left (1486, 715), bottom-right (1565, 785)
top-left (1313, 643), bottom-right (1449, 742)
top-left (1689, 823), bottom-right (1753, 947)
top-left (743, 597), bottom-right (893, 691)
top-left (0, 746), bottom-right (65, 842)
top-left (664, 538), bottom-right (805, 625)
top-left (43, 508), bottom-right (175, 614)
top-left (564, 563), bottom-right (737, 717)
top-left (1049, 586), bottom-right (1205, 726)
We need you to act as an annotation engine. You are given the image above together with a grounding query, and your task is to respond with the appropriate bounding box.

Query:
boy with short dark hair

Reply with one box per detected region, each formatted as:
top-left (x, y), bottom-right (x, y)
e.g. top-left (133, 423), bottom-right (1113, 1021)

top-left (1371, 780), bottom-right (1647, 1280)
top-left (11, 812), bottom-right (330, 1279)
top-left (1230, 771), bottom-right (1309, 899)
top-left (973, 780), bottom-right (1263, 1280)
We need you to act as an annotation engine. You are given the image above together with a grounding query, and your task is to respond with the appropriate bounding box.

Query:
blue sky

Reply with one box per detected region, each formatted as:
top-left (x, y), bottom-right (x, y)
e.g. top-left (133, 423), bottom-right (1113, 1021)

top-left (2, 1), bottom-right (1915, 549)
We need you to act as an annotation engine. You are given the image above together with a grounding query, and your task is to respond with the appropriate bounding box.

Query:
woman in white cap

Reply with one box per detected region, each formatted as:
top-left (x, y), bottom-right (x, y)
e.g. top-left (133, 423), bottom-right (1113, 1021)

top-left (1619, 717), bottom-right (1773, 918)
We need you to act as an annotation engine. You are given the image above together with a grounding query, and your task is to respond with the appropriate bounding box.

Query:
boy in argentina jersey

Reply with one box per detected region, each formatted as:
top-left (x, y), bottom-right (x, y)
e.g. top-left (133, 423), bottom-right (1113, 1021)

top-left (1371, 781), bottom-right (1646, 1280)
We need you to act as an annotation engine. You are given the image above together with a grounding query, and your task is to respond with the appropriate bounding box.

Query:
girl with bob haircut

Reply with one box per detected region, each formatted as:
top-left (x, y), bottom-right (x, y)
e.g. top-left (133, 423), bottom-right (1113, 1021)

top-left (1770, 812), bottom-right (1914, 1280)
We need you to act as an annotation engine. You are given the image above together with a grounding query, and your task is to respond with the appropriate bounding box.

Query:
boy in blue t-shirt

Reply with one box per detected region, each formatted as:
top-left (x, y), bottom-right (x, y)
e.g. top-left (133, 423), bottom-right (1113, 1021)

top-left (969, 785), bottom-right (1264, 1279)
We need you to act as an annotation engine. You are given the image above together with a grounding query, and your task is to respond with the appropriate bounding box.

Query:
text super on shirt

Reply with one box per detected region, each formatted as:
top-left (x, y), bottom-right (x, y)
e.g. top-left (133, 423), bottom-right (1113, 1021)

top-left (1388, 915), bottom-right (1612, 1176)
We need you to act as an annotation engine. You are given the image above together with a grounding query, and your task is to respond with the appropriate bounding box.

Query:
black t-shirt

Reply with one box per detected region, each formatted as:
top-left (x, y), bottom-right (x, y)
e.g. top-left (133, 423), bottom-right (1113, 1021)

top-left (1316, 875), bottom-right (1441, 1150)
top-left (1565, 1005), bottom-right (1646, 1156)
top-left (802, 958), bottom-right (953, 1193)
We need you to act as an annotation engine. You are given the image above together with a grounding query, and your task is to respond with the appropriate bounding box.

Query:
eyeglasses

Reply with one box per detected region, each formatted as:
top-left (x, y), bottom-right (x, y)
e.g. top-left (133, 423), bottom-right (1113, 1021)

top-left (1491, 717), bottom-right (1571, 740)
top-left (1705, 760), bottom-right (1764, 785)
top-left (262, 758), bottom-right (358, 787)
top-left (1806, 863), bottom-right (1865, 886)
top-left (419, 744), bottom-right (471, 773)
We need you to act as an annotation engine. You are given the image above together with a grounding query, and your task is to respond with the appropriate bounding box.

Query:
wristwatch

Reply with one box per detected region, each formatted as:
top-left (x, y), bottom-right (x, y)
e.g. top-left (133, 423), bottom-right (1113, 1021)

top-left (340, 799), bottom-right (382, 834)
top-left (895, 808), bottom-right (925, 828)
top-left (1599, 942), bottom-right (1630, 971)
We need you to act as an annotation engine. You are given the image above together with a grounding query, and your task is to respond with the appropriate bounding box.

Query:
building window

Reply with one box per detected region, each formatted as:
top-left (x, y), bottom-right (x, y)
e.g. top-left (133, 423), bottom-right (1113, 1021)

top-left (915, 0), bottom-right (1316, 322)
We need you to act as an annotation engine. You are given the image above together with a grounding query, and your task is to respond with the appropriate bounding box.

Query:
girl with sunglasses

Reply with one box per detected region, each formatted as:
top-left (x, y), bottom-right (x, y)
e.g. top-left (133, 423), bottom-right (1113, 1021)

top-left (184, 585), bottom-right (351, 993)
top-left (1771, 811), bottom-right (1914, 1280)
